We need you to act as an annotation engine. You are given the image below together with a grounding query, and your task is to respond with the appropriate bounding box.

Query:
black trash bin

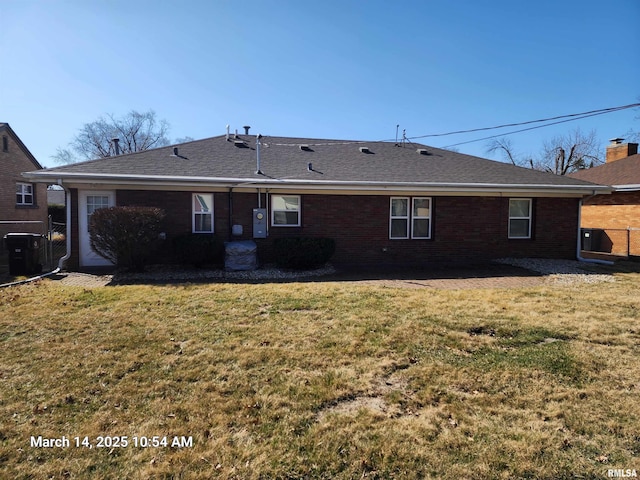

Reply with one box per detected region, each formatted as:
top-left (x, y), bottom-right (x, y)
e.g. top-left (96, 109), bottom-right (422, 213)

top-left (3, 233), bottom-right (43, 275)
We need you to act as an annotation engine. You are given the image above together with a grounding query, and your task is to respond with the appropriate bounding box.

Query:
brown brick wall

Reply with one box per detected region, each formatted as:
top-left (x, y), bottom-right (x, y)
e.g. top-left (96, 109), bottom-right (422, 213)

top-left (87, 190), bottom-right (580, 267)
top-left (0, 132), bottom-right (48, 231)
top-left (69, 189), bottom-right (581, 269)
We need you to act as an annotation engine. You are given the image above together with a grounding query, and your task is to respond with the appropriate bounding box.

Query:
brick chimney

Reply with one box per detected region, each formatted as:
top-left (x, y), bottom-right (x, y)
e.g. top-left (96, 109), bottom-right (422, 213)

top-left (606, 138), bottom-right (638, 163)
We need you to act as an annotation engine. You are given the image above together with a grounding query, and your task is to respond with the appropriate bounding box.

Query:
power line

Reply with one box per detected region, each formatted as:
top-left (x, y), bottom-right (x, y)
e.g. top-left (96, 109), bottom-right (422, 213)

top-left (442, 109), bottom-right (624, 148)
top-left (263, 102), bottom-right (640, 148)
top-left (408, 102), bottom-right (640, 141)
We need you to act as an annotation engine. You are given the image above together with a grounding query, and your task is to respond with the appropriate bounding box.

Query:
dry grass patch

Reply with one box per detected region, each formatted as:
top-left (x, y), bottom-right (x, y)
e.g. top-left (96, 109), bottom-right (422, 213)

top-left (1, 274), bottom-right (639, 479)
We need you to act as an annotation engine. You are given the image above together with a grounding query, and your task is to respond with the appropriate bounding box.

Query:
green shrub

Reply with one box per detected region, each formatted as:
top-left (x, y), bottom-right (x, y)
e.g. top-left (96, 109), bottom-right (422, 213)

top-left (173, 233), bottom-right (224, 268)
top-left (89, 206), bottom-right (165, 272)
top-left (273, 237), bottom-right (336, 270)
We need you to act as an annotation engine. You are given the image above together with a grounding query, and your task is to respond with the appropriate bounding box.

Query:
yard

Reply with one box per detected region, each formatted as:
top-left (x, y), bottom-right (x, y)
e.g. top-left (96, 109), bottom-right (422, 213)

top-left (1, 272), bottom-right (639, 479)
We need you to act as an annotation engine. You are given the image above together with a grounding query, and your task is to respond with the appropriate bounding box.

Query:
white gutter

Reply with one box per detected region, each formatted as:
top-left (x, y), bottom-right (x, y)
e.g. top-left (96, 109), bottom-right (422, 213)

top-left (22, 171), bottom-right (613, 195)
top-left (611, 184), bottom-right (640, 192)
top-left (576, 196), bottom-right (614, 266)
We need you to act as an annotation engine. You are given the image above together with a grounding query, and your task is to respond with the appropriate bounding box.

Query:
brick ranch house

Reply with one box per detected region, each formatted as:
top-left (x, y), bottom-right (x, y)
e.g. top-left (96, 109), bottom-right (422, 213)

top-left (1, 123), bottom-right (48, 234)
top-left (569, 138), bottom-right (640, 256)
top-left (22, 130), bottom-right (611, 271)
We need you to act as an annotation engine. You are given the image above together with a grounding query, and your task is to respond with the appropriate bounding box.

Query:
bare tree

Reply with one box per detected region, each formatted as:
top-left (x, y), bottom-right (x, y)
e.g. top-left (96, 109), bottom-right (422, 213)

top-left (486, 128), bottom-right (602, 175)
top-left (537, 128), bottom-right (602, 175)
top-left (53, 110), bottom-right (171, 164)
top-left (486, 138), bottom-right (533, 168)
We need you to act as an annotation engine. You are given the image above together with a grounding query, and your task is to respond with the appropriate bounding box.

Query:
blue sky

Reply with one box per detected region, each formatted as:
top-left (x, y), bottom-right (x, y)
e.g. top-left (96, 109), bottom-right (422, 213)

top-left (2, 0), bottom-right (639, 167)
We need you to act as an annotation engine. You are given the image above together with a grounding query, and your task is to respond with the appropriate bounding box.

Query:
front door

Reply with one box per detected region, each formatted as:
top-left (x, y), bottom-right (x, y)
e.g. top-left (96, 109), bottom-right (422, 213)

top-left (79, 190), bottom-right (115, 267)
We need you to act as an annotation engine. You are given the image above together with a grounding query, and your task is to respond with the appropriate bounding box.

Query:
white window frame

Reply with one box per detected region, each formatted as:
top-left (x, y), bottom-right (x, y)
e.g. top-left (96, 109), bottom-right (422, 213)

top-left (389, 197), bottom-right (410, 239)
top-left (16, 182), bottom-right (34, 206)
top-left (390, 197), bottom-right (432, 239)
top-left (192, 193), bottom-right (214, 233)
top-left (411, 197), bottom-right (432, 239)
top-left (271, 194), bottom-right (301, 227)
top-left (508, 198), bottom-right (532, 239)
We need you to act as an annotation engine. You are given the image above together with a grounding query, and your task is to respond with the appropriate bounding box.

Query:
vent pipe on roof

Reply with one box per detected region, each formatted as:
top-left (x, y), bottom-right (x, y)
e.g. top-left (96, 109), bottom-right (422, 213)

top-left (255, 134), bottom-right (263, 175)
top-left (243, 125), bottom-right (251, 135)
top-left (112, 138), bottom-right (120, 156)
top-left (226, 125), bottom-right (230, 141)
top-left (173, 147), bottom-right (179, 156)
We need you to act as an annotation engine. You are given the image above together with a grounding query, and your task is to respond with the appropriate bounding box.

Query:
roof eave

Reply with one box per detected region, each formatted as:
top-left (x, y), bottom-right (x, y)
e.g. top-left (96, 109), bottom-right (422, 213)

top-left (22, 170), bottom-right (612, 195)
top-left (612, 184), bottom-right (640, 192)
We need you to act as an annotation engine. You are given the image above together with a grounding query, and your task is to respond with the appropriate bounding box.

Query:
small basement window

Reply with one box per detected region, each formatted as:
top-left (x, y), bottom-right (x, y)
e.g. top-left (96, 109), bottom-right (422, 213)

top-left (508, 198), bottom-right (532, 239)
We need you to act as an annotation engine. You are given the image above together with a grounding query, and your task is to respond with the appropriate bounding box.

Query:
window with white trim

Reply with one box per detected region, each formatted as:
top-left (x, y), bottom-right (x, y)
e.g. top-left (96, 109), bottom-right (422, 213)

top-left (390, 197), bottom-right (432, 239)
top-left (411, 197), bottom-right (431, 239)
top-left (16, 183), bottom-right (34, 206)
top-left (508, 198), bottom-right (532, 239)
top-left (192, 193), bottom-right (214, 233)
top-left (390, 197), bottom-right (409, 239)
top-left (271, 195), bottom-right (301, 226)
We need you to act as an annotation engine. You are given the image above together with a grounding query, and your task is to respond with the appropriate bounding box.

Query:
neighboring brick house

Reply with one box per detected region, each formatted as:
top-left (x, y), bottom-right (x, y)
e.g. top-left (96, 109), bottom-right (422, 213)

top-left (0, 123), bottom-right (48, 234)
top-left (569, 138), bottom-right (640, 256)
top-left (23, 130), bottom-right (610, 270)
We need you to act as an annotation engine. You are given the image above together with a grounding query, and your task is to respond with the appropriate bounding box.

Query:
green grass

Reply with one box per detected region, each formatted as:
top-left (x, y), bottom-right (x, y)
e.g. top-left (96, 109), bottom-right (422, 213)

top-left (1, 274), bottom-right (639, 479)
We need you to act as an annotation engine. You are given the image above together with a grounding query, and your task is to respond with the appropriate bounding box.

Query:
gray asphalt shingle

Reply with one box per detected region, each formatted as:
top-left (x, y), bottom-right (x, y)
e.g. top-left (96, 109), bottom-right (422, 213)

top-left (32, 134), bottom-right (601, 188)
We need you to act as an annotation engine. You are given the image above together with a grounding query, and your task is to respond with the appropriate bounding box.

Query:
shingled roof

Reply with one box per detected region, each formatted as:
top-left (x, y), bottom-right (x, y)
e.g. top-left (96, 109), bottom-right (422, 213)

top-left (24, 134), bottom-right (607, 194)
top-left (568, 154), bottom-right (640, 189)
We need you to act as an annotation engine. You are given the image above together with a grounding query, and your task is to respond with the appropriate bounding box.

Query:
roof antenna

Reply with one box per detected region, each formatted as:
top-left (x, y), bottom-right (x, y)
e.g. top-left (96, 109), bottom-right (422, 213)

top-left (402, 129), bottom-right (407, 147)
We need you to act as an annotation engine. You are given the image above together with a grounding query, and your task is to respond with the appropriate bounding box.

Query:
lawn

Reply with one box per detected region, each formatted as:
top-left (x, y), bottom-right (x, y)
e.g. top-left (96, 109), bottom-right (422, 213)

top-left (1, 273), bottom-right (639, 479)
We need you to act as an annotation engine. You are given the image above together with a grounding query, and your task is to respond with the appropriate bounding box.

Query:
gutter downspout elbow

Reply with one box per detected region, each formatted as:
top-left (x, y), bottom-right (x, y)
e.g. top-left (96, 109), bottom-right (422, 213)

top-left (576, 195), bottom-right (614, 266)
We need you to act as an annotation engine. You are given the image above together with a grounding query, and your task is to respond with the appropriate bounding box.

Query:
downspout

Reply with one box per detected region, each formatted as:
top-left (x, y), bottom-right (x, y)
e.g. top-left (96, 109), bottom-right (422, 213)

top-left (576, 194), bottom-right (614, 266)
top-left (228, 188), bottom-right (233, 241)
top-left (59, 182), bottom-right (72, 269)
top-left (50, 179), bottom-right (72, 271)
